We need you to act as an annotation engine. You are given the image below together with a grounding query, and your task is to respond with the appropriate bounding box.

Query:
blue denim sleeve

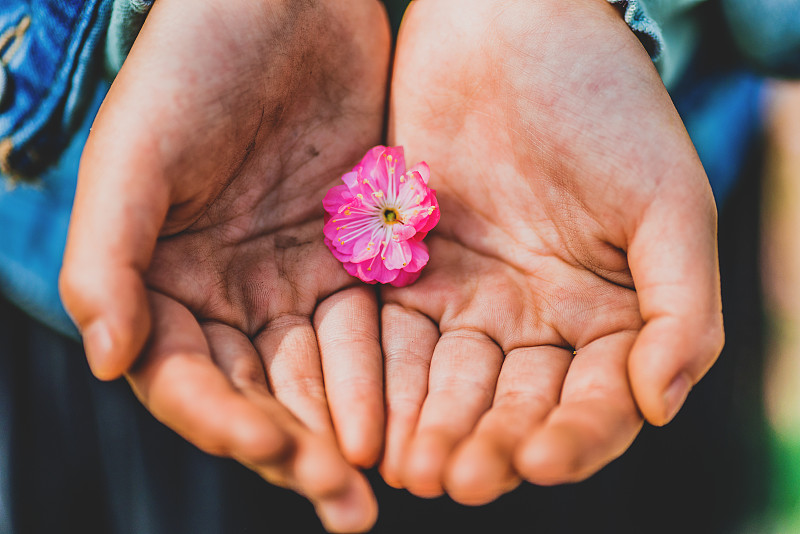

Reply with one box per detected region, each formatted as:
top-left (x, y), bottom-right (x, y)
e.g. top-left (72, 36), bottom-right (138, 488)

top-left (105, 0), bottom-right (154, 77)
top-left (0, 83), bottom-right (107, 339)
top-left (606, 0), bottom-right (666, 60)
top-left (608, 0), bottom-right (712, 89)
top-left (0, 0), bottom-right (113, 338)
top-left (0, 0), bottom-right (111, 182)
top-left (610, 0), bottom-right (800, 86)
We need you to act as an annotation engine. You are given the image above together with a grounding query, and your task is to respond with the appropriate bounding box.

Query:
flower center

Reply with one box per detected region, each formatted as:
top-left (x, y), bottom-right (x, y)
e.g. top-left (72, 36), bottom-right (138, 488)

top-left (382, 208), bottom-right (400, 225)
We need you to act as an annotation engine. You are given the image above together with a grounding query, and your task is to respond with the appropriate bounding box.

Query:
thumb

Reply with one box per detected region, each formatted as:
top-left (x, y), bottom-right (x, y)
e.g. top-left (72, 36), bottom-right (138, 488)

top-left (60, 95), bottom-right (169, 380)
top-left (627, 172), bottom-right (725, 426)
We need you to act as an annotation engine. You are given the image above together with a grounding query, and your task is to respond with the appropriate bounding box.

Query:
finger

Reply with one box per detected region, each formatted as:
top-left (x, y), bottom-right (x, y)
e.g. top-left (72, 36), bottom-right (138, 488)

top-left (315, 287), bottom-right (384, 468)
top-left (444, 346), bottom-right (572, 505)
top-left (515, 331), bottom-right (643, 485)
top-left (59, 128), bottom-right (168, 379)
top-left (403, 330), bottom-right (504, 498)
top-left (203, 321), bottom-right (270, 391)
top-left (203, 323), bottom-right (377, 533)
top-left (239, 386), bottom-right (379, 534)
top-left (128, 293), bottom-right (291, 468)
top-left (628, 183), bottom-right (725, 426)
top-left (254, 315), bottom-right (335, 439)
top-left (378, 304), bottom-right (439, 488)
top-left (133, 295), bottom-right (377, 533)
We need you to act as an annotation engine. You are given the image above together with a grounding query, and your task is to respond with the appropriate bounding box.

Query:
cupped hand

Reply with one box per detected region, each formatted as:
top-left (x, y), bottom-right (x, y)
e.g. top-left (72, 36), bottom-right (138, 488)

top-left (59, 0), bottom-right (390, 530)
top-left (380, 0), bottom-right (724, 504)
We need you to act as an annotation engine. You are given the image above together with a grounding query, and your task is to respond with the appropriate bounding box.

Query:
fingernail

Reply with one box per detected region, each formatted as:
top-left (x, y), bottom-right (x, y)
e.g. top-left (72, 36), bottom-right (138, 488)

top-left (83, 321), bottom-right (113, 378)
top-left (663, 373), bottom-right (691, 423)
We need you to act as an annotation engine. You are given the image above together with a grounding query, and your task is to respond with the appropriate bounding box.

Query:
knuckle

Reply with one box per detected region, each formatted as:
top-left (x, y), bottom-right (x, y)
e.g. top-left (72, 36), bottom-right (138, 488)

top-left (57, 265), bottom-right (83, 308)
top-left (694, 312), bottom-right (725, 374)
top-left (386, 396), bottom-right (423, 419)
top-left (58, 266), bottom-right (95, 327)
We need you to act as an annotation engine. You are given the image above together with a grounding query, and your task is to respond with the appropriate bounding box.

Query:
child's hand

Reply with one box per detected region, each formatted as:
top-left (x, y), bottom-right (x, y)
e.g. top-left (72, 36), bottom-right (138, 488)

top-left (380, 0), bottom-right (724, 503)
top-left (60, 0), bottom-right (390, 530)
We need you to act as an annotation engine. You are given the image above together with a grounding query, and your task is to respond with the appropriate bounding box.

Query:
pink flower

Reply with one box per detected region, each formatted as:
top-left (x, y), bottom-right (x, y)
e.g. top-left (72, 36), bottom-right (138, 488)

top-left (323, 146), bottom-right (439, 286)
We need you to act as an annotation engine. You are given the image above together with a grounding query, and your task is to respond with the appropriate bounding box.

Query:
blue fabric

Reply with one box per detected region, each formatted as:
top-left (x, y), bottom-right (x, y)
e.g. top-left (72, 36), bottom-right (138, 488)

top-left (607, 0), bottom-right (667, 60)
top-left (609, 0), bottom-right (783, 208)
top-left (611, 0), bottom-right (800, 88)
top-left (0, 0), bottom-right (111, 181)
top-left (0, 81), bottom-right (108, 340)
top-left (722, 0), bottom-right (800, 77)
top-left (0, 0), bottom-right (113, 338)
top-left (672, 70), bottom-right (768, 209)
top-left (105, 0), bottom-right (154, 77)
top-left (608, 0), bottom-right (707, 88)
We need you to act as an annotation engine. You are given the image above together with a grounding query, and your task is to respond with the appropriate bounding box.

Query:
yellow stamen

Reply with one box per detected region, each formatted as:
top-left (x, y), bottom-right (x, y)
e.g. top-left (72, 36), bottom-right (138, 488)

top-left (382, 208), bottom-right (400, 225)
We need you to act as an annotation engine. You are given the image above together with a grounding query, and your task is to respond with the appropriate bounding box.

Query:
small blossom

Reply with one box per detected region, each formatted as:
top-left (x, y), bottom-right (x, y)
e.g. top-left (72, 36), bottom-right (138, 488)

top-left (323, 146), bottom-right (439, 286)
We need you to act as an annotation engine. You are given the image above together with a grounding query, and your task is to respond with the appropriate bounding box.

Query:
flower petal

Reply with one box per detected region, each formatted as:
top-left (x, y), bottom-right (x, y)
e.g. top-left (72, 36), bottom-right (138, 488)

top-left (383, 238), bottom-right (412, 271)
top-left (384, 146), bottom-right (407, 192)
top-left (353, 257), bottom-right (399, 284)
top-left (350, 232), bottom-right (382, 263)
top-left (392, 223), bottom-right (417, 241)
top-left (324, 237), bottom-right (354, 262)
top-left (418, 192), bottom-right (440, 233)
top-left (322, 184), bottom-right (353, 214)
top-left (403, 240), bottom-right (430, 273)
top-left (340, 260), bottom-right (370, 284)
top-left (367, 258), bottom-right (401, 284)
top-left (342, 170), bottom-right (359, 190)
top-left (384, 146), bottom-right (407, 173)
top-left (389, 269), bottom-right (421, 287)
top-left (323, 218), bottom-right (341, 243)
top-left (356, 146), bottom-right (390, 195)
top-left (355, 146), bottom-right (386, 175)
top-left (407, 161), bottom-right (429, 184)
top-left (323, 209), bottom-right (376, 258)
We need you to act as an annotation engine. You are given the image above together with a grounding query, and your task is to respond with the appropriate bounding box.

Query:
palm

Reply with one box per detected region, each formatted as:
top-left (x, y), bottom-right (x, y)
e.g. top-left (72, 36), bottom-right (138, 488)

top-left (64, 0), bottom-right (390, 529)
top-left (138, 0), bottom-right (387, 456)
top-left (380, 0), bottom-right (723, 503)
